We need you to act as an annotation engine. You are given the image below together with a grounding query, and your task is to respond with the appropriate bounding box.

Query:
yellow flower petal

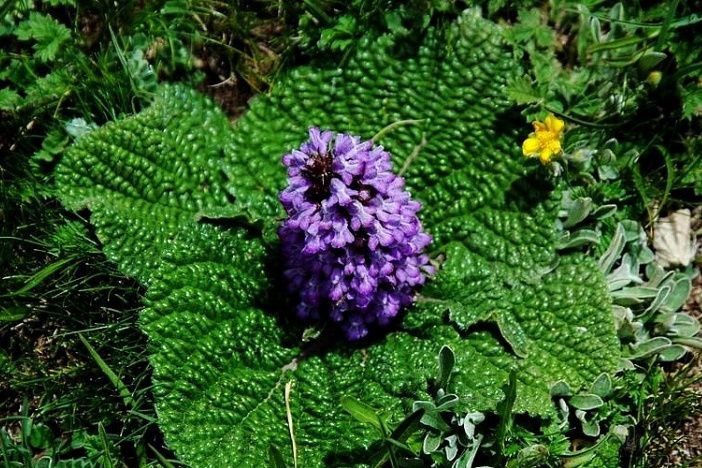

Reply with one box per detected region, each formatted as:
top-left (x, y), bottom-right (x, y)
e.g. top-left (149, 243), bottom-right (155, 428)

top-left (547, 139), bottom-right (562, 154)
top-left (522, 137), bottom-right (541, 156)
top-left (545, 114), bottom-right (564, 134)
top-left (536, 130), bottom-right (552, 143)
top-left (539, 148), bottom-right (553, 164)
top-left (533, 121), bottom-right (547, 132)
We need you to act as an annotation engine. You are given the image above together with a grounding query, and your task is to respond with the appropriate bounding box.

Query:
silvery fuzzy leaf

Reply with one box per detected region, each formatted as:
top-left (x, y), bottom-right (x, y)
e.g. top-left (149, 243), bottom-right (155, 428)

top-left (421, 410), bottom-right (452, 432)
top-left (413, 400), bottom-right (437, 412)
top-left (589, 373), bottom-right (612, 398)
top-left (570, 394), bottom-right (604, 410)
top-left (660, 276), bottom-right (692, 313)
top-left (645, 262), bottom-right (673, 288)
top-left (618, 358), bottom-right (636, 371)
top-left (611, 286), bottom-right (659, 305)
top-left (673, 337), bottom-right (702, 348)
top-left (462, 412), bottom-right (484, 440)
top-left (550, 380), bottom-right (573, 397)
top-left (558, 398), bottom-right (570, 418)
top-left (558, 229), bottom-right (600, 249)
top-left (65, 118), bottom-right (98, 139)
top-left (576, 410), bottom-right (601, 437)
top-left (607, 253), bottom-right (643, 291)
top-left (575, 408), bottom-right (587, 422)
top-left (612, 305), bottom-right (633, 325)
top-left (566, 148), bottom-right (595, 165)
top-left (611, 425), bottom-right (630, 443)
top-left (562, 196), bottom-right (593, 228)
top-left (423, 432), bottom-right (443, 454)
top-left (621, 219), bottom-right (645, 243)
top-left (615, 315), bottom-right (639, 343)
top-left (445, 435), bottom-right (459, 461)
top-left (625, 336), bottom-right (672, 359)
top-left (642, 285), bottom-right (671, 318)
top-left (634, 322), bottom-right (649, 341)
top-left (657, 345), bottom-right (687, 362)
top-left (652, 311), bottom-right (676, 335)
top-left (597, 148), bottom-right (616, 165)
top-left (670, 313), bottom-right (701, 338)
top-left (436, 394), bottom-right (460, 411)
top-left (603, 138), bottom-right (619, 149)
top-left (653, 209), bottom-right (697, 268)
top-left (636, 245), bottom-right (655, 264)
top-left (454, 434), bottom-right (483, 468)
top-left (597, 165), bottom-right (619, 181)
top-left (599, 223), bottom-right (626, 273)
top-left (592, 204), bottom-right (617, 220)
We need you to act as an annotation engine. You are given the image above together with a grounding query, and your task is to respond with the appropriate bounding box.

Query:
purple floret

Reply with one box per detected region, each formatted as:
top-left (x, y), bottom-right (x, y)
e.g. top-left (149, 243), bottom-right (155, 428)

top-left (278, 128), bottom-right (434, 340)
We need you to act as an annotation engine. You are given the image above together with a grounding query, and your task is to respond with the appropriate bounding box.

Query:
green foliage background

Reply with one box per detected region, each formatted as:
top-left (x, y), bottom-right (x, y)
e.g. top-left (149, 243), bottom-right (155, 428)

top-left (2, 0), bottom-right (700, 467)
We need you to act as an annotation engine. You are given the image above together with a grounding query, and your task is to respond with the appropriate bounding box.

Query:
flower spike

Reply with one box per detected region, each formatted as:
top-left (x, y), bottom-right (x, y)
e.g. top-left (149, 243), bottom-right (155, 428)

top-left (278, 128), bottom-right (434, 340)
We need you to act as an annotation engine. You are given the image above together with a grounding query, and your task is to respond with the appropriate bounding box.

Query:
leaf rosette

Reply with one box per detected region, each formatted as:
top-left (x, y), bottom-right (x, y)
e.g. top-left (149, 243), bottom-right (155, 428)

top-left (55, 10), bottom-right (619, 467)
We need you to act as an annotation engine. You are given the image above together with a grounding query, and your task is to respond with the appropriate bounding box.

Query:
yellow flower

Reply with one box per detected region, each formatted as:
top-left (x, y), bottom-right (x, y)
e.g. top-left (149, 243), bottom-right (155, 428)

top-left (522, 114), bottom-right (565, 164)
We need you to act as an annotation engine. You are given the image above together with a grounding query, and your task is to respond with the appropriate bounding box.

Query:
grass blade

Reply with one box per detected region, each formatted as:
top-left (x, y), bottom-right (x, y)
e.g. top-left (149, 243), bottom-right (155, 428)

top-left (78, 333), bottom-right (135, 410)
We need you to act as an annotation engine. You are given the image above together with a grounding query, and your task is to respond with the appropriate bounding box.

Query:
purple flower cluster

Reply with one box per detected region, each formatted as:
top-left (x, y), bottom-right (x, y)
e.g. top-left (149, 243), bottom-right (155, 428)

top-left (278, 128), bottom-right (433, 340)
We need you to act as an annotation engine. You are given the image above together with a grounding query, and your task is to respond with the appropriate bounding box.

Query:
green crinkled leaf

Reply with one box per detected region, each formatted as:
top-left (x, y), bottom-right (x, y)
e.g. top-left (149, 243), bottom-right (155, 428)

top-left (409, 244), bottom-right (616, 414)
top-left (55, 86), bottom-right (245, 281)
top-left (55, 10), bottom-right (619, 467)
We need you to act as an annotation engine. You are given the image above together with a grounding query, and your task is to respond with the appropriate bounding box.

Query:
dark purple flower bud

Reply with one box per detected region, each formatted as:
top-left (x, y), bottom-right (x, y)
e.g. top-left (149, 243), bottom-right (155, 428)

top-left (278, 128), bottom-right (434, 340)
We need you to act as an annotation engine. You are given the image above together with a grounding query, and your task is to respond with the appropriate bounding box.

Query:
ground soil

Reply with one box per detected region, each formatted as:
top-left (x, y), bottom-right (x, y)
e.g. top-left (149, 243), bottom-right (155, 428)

top-left (659, 212), bottom-right (702, 467)
top-left (669, 275), bottom-right (702, 467)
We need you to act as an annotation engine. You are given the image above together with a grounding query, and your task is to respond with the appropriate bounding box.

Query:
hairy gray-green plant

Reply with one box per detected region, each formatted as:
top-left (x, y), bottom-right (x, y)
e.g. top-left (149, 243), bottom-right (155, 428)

top-left (337, 346), bottom-right (487, 467)
top-left (550, 164), bottom-right (701, 448)
top-left (54, 11), bottom-right (622, 466)
top-left (413, 346), bottom-right (488, 467)
top-left (601, 221), bottom-right (701, 364)
top-left (553, 175), bottom-right (701, 365)
top-left (551, 372), bottom-right (633, 443)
